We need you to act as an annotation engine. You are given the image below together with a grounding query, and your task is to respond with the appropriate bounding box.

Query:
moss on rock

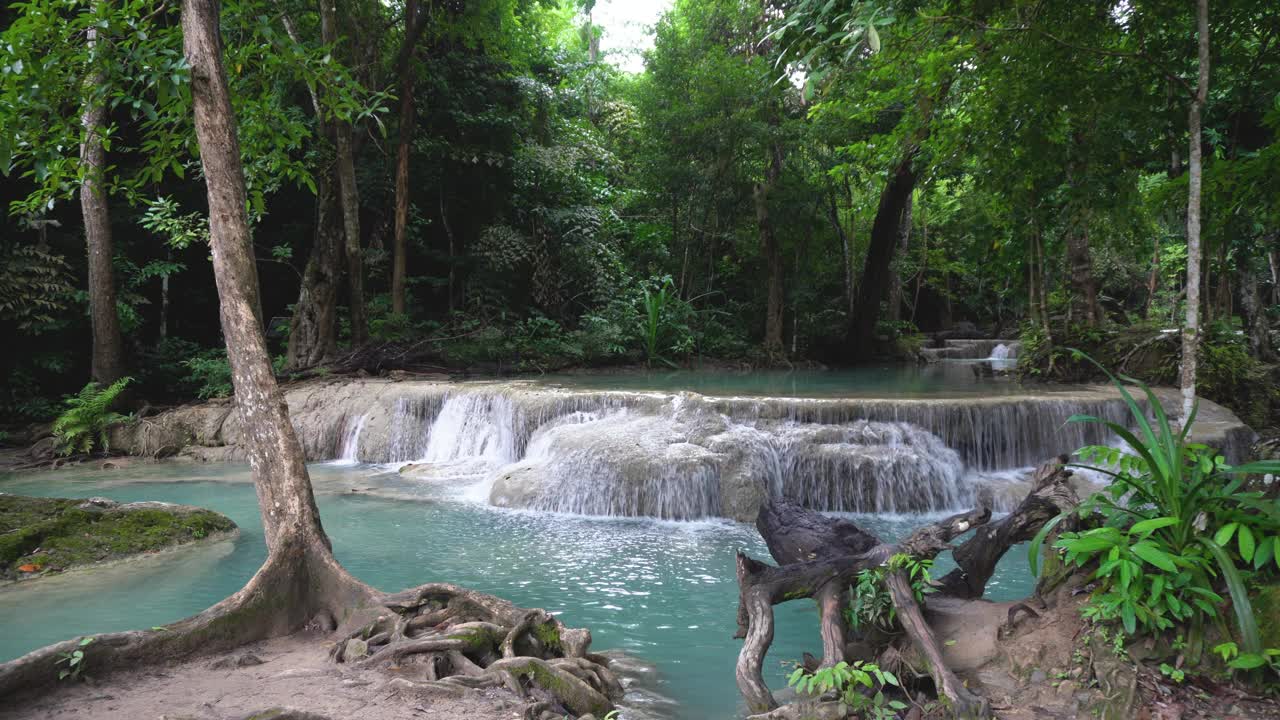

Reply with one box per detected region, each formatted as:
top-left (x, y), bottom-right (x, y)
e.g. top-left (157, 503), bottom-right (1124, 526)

top-left (0, 493), bottom-right (236, 581)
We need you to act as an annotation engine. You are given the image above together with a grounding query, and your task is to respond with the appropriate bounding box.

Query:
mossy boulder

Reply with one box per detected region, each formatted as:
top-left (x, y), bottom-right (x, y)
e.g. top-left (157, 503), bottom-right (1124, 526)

top-left (0, 493), bottom-right (236, 581)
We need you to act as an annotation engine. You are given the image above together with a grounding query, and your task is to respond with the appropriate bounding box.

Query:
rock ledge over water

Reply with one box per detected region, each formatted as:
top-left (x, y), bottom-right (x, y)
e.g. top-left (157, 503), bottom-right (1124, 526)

top-left (0, 493), bottom-right (237, 582)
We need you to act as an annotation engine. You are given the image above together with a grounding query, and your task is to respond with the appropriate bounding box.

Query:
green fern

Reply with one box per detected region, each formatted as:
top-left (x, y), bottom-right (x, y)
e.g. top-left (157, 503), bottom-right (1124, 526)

top-left (51, 378), bottom-right (132, 456)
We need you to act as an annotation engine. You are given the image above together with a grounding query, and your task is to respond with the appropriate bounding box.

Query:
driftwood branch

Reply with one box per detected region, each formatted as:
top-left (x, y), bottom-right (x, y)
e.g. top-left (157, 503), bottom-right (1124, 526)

top-left (735, 458), bottom-right (1075, 717)
top-left (935, 455), bottom-right (1077, 599)
top-left (734, 499), bottom-right (990, 713)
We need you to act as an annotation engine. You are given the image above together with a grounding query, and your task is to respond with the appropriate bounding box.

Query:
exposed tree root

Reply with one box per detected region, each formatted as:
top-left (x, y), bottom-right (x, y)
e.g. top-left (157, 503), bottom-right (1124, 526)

top-left (0, 552), bottom-right (618, 719)
top-left (328, 583), bottom-right (618, 718)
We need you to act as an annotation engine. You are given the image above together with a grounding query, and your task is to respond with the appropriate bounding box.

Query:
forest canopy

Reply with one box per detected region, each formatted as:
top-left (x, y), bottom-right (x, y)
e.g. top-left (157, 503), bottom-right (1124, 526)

top-left (1, 0), bottom-right (1277, 427)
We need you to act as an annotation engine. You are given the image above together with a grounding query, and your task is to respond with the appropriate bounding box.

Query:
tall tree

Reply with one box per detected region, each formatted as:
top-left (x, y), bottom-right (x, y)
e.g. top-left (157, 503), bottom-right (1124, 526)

top-left (79, 6), bottom-right (127, 385)
top-left (320, 0), bottom-right (369, 345)
top-left (1181, 0), bottom-right (1210, 419)
top-left (390, 0), bottom-right (428, 316)
top-left (756, 136), bottom-right (786, 361)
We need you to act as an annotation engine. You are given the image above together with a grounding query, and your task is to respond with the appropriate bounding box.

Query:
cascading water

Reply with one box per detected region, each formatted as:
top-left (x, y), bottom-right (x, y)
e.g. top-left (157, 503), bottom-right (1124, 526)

top-left (334, 412), bottom-right (369, 464)
top-left (203, 376), bottom-right (1156, 522)
top-left (989, 342), bottom-right (1017, 372)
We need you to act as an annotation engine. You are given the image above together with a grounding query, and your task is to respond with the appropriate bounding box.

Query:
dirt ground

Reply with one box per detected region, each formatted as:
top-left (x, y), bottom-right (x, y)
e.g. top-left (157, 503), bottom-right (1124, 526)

top-left (0, 631), bottom-right (531, 720)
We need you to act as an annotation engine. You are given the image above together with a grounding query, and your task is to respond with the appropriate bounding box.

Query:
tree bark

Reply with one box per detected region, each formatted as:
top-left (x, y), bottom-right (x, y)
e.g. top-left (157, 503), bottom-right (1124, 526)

top-left (321, 0), bottom-right (369, 346)
top-left (825, 181), bottom-right (854, 318)
top-left (848, 149), bottom-right (918, 357)
top-left (734, 499), bottom-right (993, 715)
top-left (756, 141), bottom-right (785, 362)
top-left (1064, 222), bottom-right (1102, 327)
top-left (79, 15), bottom-right (127, 386)
top-left (285, 170), bottom-right (343, 371)
top-left (1182, 0), bottom-right (1209, 420)
top-left (1238, 255), bottom-right (1273, 361)
top-left (390, 0), bottom-right (420, 316)
top-left (887, 193), bottom-right (912, 323)
top-left (934, 456), bottom-right (1077, 598)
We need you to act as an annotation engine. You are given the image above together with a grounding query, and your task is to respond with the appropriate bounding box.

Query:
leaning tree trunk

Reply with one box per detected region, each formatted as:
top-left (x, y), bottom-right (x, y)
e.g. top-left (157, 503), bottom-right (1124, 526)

top-left (320, 0), bottom-right (369, 346)
top-left (848, 150), bottom-right (917, 358)
top-left (1182, 0), bottom-right (1210, 420)
top-left (79, 16), bottom-right (127, 386)
top-left (0, 7), bottom-right (620, 712)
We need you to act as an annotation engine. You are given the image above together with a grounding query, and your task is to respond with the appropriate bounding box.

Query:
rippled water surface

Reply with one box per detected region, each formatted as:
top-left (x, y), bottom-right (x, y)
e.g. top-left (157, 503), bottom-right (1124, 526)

top-left (0, 462), bottom-right (1036, 719)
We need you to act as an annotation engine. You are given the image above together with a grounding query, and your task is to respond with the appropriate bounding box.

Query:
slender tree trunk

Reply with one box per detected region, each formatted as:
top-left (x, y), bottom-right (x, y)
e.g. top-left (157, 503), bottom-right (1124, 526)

top-left (1146, 241), bottom-right (1160, 319)
top-left (440, 186), bottom-right (456, 313)
top-left (826, 182), bottom-right (854, 317)
top-left (186, 0), bottom-right (327, 548)
top-left (1027, 224), bottom-right (1042, 330)
top-left (80, 18), bottom-right (127, 386)
top-left (160, 262), bottom-right (170, 340)
top-left (755, 142), bottom-right (785, 362)
top-left (285, 170), bottom-right (343, 370)
top-left (887, 193), bottom-right (912, 323)
top-left (390, 0), bottom-right (419, 316)
top-left (320, 0), bottom-right (368, 345)
top-left (1270, 249), bottom-right (1280, 307)
top-left (1182, 0), bottom-right (1210, 420)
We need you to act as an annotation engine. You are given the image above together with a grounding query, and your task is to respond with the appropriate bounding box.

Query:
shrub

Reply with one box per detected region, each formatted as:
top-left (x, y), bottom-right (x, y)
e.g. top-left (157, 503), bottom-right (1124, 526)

top-left (787, 660), bottom-right (905, 719)
top-left (51, 377), bottom-right (132, 456)
top-left (182, 348), bottom-right (286, 399)
top-left (1030, 356), bottom-right (1280, 661)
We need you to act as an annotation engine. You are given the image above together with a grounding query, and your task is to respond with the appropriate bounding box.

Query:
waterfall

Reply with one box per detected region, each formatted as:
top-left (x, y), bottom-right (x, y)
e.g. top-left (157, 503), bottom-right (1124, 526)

top-left (260, 378), bottom-right (1184, 521)
top-left (334, 412), bottom-right (369, 464)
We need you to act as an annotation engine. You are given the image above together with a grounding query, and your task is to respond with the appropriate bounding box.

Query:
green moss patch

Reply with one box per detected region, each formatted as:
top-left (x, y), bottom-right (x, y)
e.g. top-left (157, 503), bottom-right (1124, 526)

top-left (0, 494), bottom-right (236, 580)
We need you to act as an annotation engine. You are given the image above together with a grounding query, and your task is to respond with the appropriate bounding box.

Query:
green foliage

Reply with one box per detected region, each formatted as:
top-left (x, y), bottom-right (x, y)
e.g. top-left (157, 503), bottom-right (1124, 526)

top-left (51, 378), bottom-right (132, 456)
top-left (0, 243), bottom-right (75, 332)
top-left (642, 277), bottom-right (678, 367)
top-left (57, 637), bottom-right (93, 681)
top-left (1029, 358), bottom-right (1280, 662)
top-left (182, 349), bottom-right (287, 399)
top-left (848, 554), bottom-right (933, 632)
top-left (1212, 642), bottom-right (1280, 677)
top-left (786, 660), bottom-right (905, 719)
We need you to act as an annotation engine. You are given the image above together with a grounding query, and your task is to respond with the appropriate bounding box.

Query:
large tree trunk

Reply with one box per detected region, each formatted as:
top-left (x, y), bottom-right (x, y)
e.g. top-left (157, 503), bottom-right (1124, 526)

top-left (0, 6), bottom-right (619, 713)
top-left (79, 16), bottom-right (127, 386)
top-left (1064, 221), bottom-right (1102, 327)
top-left (321, 0), bottom-right (369, 346)
top-left (848, 149), bottom-right (918, 358)
top-left (887, 193), bottom-right (912, 323)
top-left (390, 0), bottom-right (421, 316)
top-left (756, 142), bottom-right (786, 362)
top-left (285, 170), bottom-right (343, 371)
top-left (1182, 0), bottom-right (1209, 420)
